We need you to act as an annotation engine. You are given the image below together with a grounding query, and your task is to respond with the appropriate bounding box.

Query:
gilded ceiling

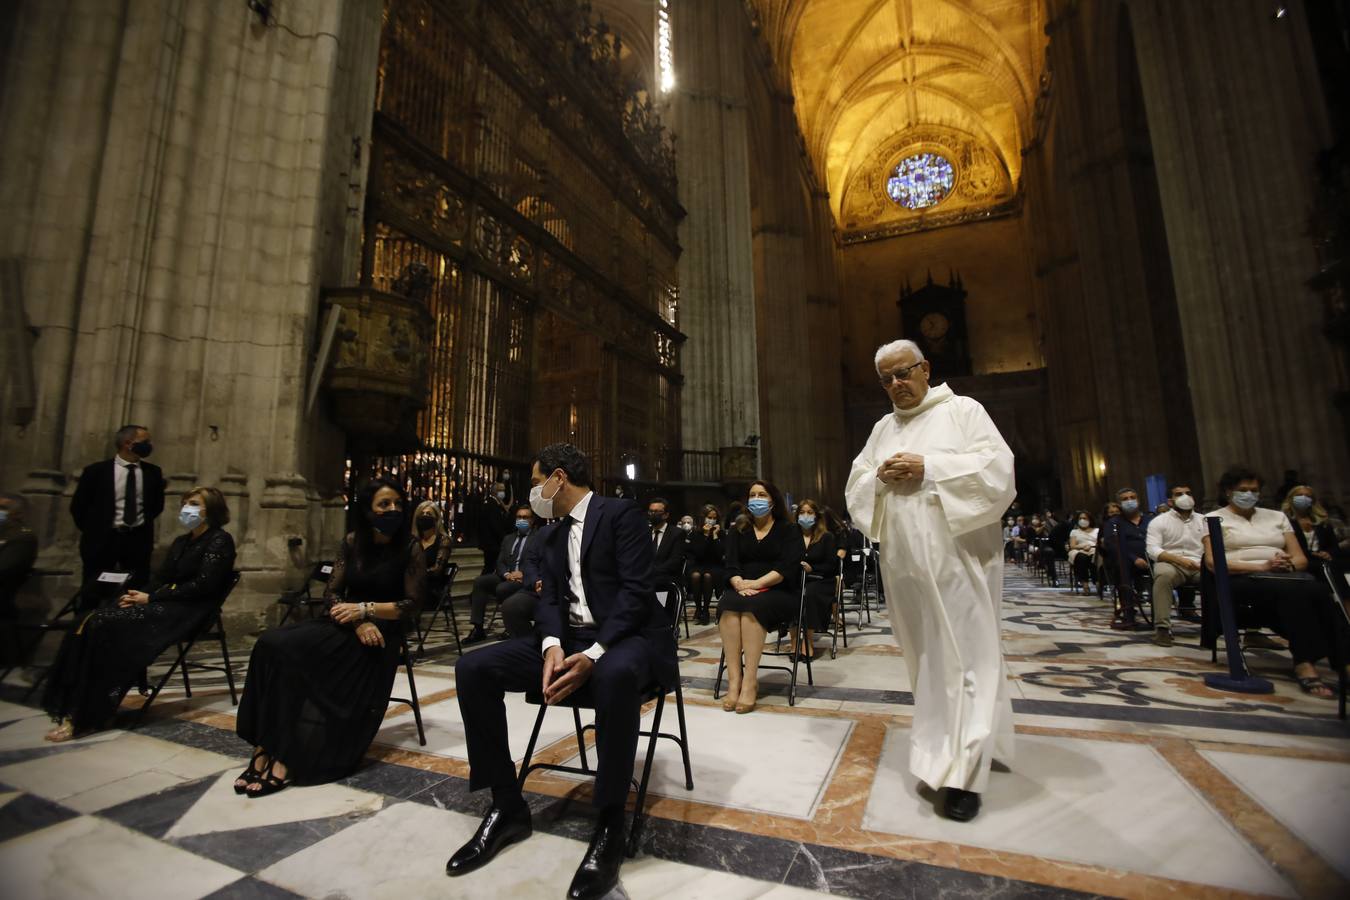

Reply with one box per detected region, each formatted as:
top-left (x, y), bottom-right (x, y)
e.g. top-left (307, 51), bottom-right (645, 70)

top-left (749, 0), bottom-right (1046, 236)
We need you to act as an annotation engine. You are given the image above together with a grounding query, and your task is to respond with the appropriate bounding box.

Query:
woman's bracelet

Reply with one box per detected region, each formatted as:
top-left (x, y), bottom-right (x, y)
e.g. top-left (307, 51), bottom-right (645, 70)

top-left (362, 602), bottom-right (373, 621)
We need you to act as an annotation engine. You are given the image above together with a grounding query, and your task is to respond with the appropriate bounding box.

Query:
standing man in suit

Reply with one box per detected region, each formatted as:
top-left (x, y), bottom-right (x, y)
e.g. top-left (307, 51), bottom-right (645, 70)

top-left (465, 503), bottom-right (537, 644)
top-left (448, 443), bottom-right (678, 900)
top-left (70, 425), bottom-right (165, 592)
top-left (476, 482), bottom-right (513, 574)
top-left (646, 496), bottom-right (686, 596)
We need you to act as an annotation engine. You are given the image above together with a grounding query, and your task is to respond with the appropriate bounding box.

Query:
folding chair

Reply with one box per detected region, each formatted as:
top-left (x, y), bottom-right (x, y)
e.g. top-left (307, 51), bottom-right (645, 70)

top-left (20, 577), bottom-right (133, 701)
top-left (714, 575), bottom-right (814, 706)
top-left (516, 593), bottom-right (693, 856)
top-left (134, 571), bottom-right (242, 725)
top-left (1316, 562), bottom-right (1349, 721)
top-left (416, 561), bottom-right (463, 658)
top-left (276, 561), bottom-right (334, 625)
top-left (388, 633), bottom-right (427, 745)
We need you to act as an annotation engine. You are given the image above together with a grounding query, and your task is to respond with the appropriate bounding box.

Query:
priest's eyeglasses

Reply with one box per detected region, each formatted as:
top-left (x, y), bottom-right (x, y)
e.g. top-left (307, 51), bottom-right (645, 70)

top-left (878, 362), bottom-right (923, 386)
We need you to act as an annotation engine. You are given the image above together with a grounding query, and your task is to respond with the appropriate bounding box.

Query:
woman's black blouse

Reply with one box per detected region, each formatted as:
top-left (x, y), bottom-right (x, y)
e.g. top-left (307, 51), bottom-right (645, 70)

top-left (723, 520), bottom-right (803, 590)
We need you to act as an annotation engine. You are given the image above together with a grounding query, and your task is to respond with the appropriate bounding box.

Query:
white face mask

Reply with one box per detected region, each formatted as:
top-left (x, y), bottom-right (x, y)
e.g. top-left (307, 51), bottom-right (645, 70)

top-left (529, 474), bottom-right (561, 519)
top-left (179, 504), bottom-right (205, 530)
top-left (1077, 518), bottom-right (1089, 529)
top-left (1172, 494), bottom-right (1195, 512)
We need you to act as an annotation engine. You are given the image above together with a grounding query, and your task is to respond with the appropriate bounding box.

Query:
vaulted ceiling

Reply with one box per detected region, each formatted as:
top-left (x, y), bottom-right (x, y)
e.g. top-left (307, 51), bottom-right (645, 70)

top-left (750, 0), bottom-right (1046, 234)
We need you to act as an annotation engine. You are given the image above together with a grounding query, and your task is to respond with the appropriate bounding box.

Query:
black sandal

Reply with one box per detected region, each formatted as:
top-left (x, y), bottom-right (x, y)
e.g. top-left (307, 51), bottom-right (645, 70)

top-left (1295, 676), bottom-right (1334, 699)
top-left (233, 748), bottom-right (269, 795)
top-left (246, 758), bottom-right (291, 799)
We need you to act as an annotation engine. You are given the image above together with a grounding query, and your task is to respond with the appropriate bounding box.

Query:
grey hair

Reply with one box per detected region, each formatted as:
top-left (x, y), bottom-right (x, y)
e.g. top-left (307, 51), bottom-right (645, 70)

top-left (1115, 486), bottom-right (1139, 500)
top-left (874, 340), bottom-right (925, 372)
top-left (115, 424), bottom-right (147, 449)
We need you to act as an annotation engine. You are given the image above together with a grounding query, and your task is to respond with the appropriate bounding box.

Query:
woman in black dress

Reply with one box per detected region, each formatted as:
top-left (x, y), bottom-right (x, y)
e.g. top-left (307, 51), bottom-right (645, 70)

top-left (234, 477), bottom-right (425, 796)
top-left (686, 503), bottom-right (725, 626)
top-left (414, 500), bottom-right (454, 602)
top-left (43, 487), bottom-right (236, 741)
top-left (718, 481), bottom-right (802, 713)
top-left (790, 499), bottom-right (838, 661)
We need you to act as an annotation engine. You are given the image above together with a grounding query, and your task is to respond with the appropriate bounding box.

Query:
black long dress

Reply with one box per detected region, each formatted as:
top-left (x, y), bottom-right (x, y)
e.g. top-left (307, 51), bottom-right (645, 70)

top-left (235, 534), bottom-right (425, 784)
top-left (801, 530), bottom-right (839, 630)
top-left (42, 527), bottom-right (236, 729)
top-left (718, 520), bottom-right (803, 631)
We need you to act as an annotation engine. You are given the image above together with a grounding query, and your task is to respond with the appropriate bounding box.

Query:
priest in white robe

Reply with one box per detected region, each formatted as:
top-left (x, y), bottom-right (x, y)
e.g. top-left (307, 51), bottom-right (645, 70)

top-left (845, 339), bottom-right (1016, 822)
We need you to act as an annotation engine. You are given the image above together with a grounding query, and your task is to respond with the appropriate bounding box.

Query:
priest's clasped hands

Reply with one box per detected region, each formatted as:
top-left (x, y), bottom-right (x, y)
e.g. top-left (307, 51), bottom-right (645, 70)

top-left (877, 452), bottom-right (925, 484)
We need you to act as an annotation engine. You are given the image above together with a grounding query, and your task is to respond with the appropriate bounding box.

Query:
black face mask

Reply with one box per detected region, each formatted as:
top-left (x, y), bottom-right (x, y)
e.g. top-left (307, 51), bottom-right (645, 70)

top-left (131, 441), bottom-right (153, 458)
top-left (415, 515), bottom-right (437, 532)
top-left (648, 512), bottom-right (666, 527)
top-left (372, 510), bottom-right (405, 536)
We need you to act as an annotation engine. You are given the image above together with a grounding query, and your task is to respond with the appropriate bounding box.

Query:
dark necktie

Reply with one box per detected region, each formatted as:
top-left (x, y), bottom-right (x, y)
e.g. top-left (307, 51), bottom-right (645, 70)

top-left (124, 464), bottom-right (139, 527)
top-left (510, 535), bottom-right (524, 569)
top-left (652, 527), bottom-right (660, 546)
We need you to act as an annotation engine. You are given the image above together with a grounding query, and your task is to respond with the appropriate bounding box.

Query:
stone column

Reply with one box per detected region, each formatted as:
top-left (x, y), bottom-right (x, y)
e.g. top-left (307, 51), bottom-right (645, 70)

top-left (671, 0), bottom-right (761, 460)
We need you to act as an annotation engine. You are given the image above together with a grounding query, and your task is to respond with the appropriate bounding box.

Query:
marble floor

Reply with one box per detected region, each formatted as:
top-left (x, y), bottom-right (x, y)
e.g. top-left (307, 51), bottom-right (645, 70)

top-left (2, 568), bottom-right (1348, 899)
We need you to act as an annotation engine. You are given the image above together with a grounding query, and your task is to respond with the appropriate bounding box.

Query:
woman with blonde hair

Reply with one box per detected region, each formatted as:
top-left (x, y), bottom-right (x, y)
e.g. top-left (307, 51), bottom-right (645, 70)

top-left (1283, 485), bottom-right (1348, 574)
top-left (43, 486), bottom-right (236, 741)
top-left (413, 499), bottom-right (454, 597)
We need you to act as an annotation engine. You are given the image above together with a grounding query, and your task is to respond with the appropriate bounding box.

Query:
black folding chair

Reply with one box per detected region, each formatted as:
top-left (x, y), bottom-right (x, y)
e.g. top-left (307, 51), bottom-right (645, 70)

top-left (516, 593), bottom-right (693, 856)
top-left (714, 575), bottom-right (814, 706)
top-left (276, 561), bottom-right (334, 625)
top-left (1316, 562), bottom-right (1349, 721)
top-left (388, 633), bottom-right (427, 745)
top-left (134, 571), bottom-right (242, 725)
top-left (416, 561), bottom-right (463, 658)
top-left (19, 578), bottom-right (131, 701)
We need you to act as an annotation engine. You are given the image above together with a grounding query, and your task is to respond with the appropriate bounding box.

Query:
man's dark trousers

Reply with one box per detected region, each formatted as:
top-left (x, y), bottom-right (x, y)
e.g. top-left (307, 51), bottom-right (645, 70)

top-left (454, 628), bottom-right (652, 807)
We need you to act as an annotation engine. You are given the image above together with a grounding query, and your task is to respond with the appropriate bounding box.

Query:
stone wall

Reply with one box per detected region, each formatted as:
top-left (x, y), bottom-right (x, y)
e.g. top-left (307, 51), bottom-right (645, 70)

top-left (0, 0), bottom-right (384, 637)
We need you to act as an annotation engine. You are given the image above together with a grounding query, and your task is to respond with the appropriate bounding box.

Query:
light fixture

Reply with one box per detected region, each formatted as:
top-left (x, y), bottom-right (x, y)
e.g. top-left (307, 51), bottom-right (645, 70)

top-left (625, 462), bottom-right (638, 481)
top-left (657, 0), bottom-right (675, 93)
top-left (1097, 460), bottom-right (1107, 475)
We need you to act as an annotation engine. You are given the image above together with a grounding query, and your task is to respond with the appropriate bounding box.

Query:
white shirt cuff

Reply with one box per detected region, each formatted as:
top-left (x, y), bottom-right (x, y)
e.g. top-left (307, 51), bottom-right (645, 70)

top-left (541, 636), bottom-right (561, 656)
top-left (582, 642), bottom-right (606, 661)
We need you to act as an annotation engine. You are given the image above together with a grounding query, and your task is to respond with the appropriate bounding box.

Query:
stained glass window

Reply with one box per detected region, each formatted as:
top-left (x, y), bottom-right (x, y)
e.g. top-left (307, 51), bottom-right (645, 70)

top-left (886, 153), bottom-right (955, 209)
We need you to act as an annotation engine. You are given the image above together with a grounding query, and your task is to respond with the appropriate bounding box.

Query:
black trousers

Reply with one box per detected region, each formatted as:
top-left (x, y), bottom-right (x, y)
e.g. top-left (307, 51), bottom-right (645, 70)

top-left (1229, 574), bottom-right (1350, 666)
top-left (79, 525), bottom-right (153, 596)
top-left (499, 590), bottom-right (536, 637)
top-left (470, 574), bottom-right (521, 626)
top-left (455, 630), bottom-right (652, 808)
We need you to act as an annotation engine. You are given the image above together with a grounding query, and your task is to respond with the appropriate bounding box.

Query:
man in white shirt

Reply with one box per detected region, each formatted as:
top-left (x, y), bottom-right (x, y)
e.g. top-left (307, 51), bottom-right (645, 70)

top-left (449, 443), bottom-right (678, 900)
top-left (1145, 483), bottom-right (1206, 646)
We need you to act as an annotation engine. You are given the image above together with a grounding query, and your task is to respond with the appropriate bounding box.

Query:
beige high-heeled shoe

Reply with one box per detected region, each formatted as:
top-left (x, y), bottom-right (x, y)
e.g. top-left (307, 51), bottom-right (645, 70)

top-left (721, 684), bottom-right (739, 711)
top-left (44, 719), bottom-right (75, 743)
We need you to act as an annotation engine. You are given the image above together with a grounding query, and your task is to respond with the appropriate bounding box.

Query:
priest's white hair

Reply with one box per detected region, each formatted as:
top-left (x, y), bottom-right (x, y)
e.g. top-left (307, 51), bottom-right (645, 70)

top-left (874, 339), bottom-right (924, 371)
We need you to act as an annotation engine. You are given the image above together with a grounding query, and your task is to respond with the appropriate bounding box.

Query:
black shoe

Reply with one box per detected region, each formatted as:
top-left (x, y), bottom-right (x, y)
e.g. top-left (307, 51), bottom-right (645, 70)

top-left (943, 788), bottom-right (981, 822)
top-left (446, 804), bottom-right (532, 877)
top-left (1179, 608), bottom-right (1202, 623)
top-left (463, 625), bottom-right (487, 646)
top-left (566, 818), bottom-right (627, 900)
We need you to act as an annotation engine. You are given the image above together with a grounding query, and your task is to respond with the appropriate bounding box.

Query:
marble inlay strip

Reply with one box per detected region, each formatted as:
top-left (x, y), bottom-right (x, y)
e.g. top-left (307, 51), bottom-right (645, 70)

top-left (1154, 739), bottom-right (1349, 900)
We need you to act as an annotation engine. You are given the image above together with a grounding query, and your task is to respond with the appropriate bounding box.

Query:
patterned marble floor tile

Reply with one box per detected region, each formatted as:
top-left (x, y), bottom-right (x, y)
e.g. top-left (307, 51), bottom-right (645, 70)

top-left (165, 770), bottom-right (385, 840)
top-left (863, 727), bottom-right (1294, 897)
top-left (1202, 749), bottom-right (1350, 880)
top-left (372, 690), bottom-right (581, 762)
top-left (0, 710), bottom-right (121, 753)
top-left (0, 790), bottom-right (78, 844)
top-left (0, 815), bottom-right (242, 899)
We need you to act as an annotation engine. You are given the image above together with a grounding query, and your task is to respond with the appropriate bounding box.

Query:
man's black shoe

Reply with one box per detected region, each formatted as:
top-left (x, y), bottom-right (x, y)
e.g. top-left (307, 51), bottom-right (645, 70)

top-left (463, 625), bottom-right (487, 646)
top-left (446, 804), bottom-right (532, 876)
top-left (943, 788), bottom-right (981, 822)
top-left (1179, 608), bottom-right (1202, 623)
top-left (566, 817), bottom-right (627, 900)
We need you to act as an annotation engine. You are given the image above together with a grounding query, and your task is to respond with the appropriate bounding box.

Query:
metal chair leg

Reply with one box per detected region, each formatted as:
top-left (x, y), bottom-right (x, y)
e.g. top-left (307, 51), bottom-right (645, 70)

top-left (573, 706), bottom-right (590, 772)
top-left (626, 694), bottom-right (665, 858)
top-left (673, 681), bottom-right (693, 789)
top-left (713, 649), bottom-right (725, 700)
top-left (216, 616), bottom-right (238, 705)
top-left (516, 704), bottom-right (549, 789)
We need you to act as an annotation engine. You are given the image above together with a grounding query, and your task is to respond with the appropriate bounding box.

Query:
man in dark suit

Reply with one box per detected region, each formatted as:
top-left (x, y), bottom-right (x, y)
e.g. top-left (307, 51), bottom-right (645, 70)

top-left (448, 443), bottom-right (678, 900)
top-left (646, 496), bottom-right (686, 597)
top-left (476, 482), bottom-right (513, 574)
top-left (465, 503), bottom-right (537, 644)
top-left (70, 424), bottom-right (165, 593)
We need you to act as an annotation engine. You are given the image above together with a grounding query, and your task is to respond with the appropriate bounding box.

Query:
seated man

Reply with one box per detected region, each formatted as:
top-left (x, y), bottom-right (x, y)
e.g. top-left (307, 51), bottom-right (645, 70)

top-left (1046, 513), bottom-right (1072, 587)
top-left (1146, 483), bottom-right (1206, 646)
top-left (647, 496), bottom-right (687, 598)
top-left (1010, 515), bottom-right (1029, 564)
top-left (449, 443), bottom-right (678, 899)
top-left (465, 503), bottom-right (537, 644)
top-left (1100, 487), bottom-right (1153, 630)
top-left (496, 525), bottom-right (547, 638)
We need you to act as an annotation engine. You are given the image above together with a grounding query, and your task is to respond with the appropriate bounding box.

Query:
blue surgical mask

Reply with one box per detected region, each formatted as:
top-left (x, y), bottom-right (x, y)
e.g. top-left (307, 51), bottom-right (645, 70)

top-left (1291, 495), bottom-right (1314, 512)
top-left (179, 505), bottom-right (205, 530)
top-left (514, 518), bottom-right (531, 534)
top-left (747, 498), bottom-right (772, 517)
top-left (1230, 490), bottom-right (1259, 510)
top-left (1120, 499), bottom-right (1139, 514)
top-left (798, 514), bottom-right (816, 529)
top-left (495, 491), bottom-right (507, 502)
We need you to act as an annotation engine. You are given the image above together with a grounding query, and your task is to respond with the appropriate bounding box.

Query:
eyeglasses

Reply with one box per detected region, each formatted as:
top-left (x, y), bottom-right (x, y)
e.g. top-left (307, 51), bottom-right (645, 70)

top-left (878, 362), bottom-right (923, 386)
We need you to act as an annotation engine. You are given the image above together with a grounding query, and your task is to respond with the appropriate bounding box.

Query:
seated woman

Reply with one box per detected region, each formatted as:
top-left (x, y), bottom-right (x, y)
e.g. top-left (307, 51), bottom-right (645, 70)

top-left (43, 487), bottom-right (236, 741)
top-left (1068, 510), bottom-right (1098, 595)
top-left (234, 477), bottom-right (425, 796)
top-left (790, 499), bottom-right (838, 661)
top-left (686, 504), bottom-right (725, 626)
top-left (718, 481), bottom-right (802, 714)
top-left (1284, 485), bottom-right (1349, 578)
top-left (1093, 501), bottom-right (1121, 593)
top-left (413, 500), bottom-right (453, 601)
top-left (1205, 467), bottom-right (1350, 699)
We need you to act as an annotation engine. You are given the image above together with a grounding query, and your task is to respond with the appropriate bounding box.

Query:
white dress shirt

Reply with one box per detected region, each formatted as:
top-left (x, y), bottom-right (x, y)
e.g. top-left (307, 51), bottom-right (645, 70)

top-left (541, 490), bottom-right (605, 661)
top-left (1146, 508), bottom-right (1206, 564)
top-left (112, 455), bottom-right (145, 528)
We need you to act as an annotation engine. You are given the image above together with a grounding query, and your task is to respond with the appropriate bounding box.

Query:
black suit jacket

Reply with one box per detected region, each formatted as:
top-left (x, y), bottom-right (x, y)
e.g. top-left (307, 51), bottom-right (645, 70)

top-left (70, 458), bottom-right (166, 537)
top-left (650, 524), bottom-right (686, 582)
top-left (493, 529), bottom-right (536, 579)
top-left (536, 495), bottom-right (679, 688)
